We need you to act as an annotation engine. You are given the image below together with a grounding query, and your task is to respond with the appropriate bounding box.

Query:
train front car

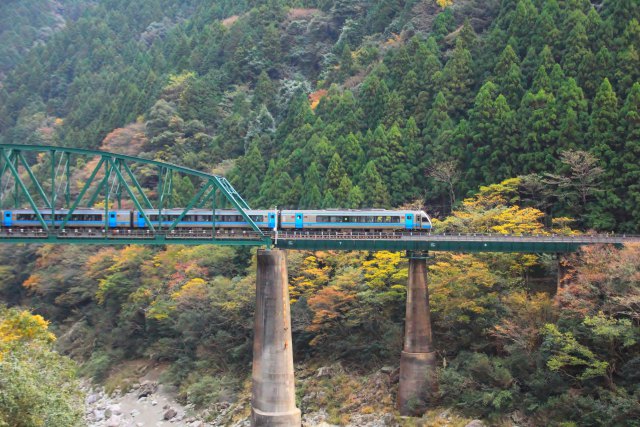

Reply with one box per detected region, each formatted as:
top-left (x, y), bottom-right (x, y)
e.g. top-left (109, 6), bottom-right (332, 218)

top-left (279, 209), bottom-right (432, 233)
top-left (419, 210), bottom-right (433, 231)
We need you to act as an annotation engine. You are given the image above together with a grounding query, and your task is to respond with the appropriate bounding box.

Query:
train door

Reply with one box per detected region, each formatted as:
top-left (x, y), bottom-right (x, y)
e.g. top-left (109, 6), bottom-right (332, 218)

top-left (108, 212), bottom-right (117, 228)
top-left (3, 211), bottom-right (12, 227)
top-left (137, 212), bottom-right (146, 228)
top-left (268, 212), bottom-right (276, 229)
top-left (405, 213), bottom-right (414, 230)
top-left (295, 212), bottom-right (303, 229)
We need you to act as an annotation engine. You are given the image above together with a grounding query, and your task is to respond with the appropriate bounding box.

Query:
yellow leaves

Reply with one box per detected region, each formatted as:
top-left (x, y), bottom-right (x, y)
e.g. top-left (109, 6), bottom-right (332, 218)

top-left (171, 278), bottom-right (208, 301)
top-left (362, 251), bottom-right (407, 288)
top-left (464, 178), bottom-right (521, 210)
top-left (436, 0), bottom-right (453, 8)
top-left (0, 309), bottom-right (56, 360)
top-left (166, 71), bottom-right (196, 91)
top-left (438, 178), bottom-right (549, 236)
top-left (489, 206), bottom-right (546, 235)
top-left (428, 254), bottom-right (498, 324)
top-left (290, 255), bottom-right (331, 302)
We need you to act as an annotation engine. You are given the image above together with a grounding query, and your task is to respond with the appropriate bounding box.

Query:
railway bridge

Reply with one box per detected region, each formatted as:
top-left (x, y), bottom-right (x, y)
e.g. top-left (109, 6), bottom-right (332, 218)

top-left (1, 144), bottom-right (638, 424)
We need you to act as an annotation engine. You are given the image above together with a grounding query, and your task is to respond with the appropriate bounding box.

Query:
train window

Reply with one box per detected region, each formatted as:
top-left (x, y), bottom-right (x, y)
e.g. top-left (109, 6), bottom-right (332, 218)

top-left (250, 215), bottom-right (264, 222)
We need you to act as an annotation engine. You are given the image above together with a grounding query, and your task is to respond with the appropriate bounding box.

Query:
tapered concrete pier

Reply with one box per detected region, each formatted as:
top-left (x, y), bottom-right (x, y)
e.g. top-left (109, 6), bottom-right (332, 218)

top-left (251, 249), bottom-right (301, 426)
top-left (397, 251), bottom-right (437, 416)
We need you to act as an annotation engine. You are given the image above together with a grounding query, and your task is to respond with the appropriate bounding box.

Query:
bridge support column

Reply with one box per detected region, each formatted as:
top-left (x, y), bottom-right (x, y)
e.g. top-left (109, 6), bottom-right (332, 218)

top-left (556, 254), bottom-right (572, 295)
top-left (397, 251), bottom-right (437, 416)
top-left (251, 249), bottom-right (301, 427)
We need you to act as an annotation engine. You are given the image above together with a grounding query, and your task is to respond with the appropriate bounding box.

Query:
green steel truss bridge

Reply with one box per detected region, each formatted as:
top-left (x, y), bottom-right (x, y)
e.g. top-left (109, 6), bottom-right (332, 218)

top-left (0, 144), bottom-right (638, 253)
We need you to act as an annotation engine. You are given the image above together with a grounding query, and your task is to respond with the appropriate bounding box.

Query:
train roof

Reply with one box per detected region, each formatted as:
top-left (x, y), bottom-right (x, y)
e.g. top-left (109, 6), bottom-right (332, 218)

top-left (135, 209), bottom-right (271, 214)
top-left (4, 208), bottom-right (130, 213)
top-left (280, 209), bottom-right (428, 215)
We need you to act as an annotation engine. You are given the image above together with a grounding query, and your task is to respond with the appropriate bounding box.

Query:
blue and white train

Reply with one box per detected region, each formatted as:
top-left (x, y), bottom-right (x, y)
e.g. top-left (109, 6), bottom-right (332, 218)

top-left (1, 208), bottom-right (432, 232)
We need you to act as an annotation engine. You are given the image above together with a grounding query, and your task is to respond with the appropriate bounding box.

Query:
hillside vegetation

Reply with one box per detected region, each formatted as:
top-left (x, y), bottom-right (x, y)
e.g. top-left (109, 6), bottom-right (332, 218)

top-left (0, 0), bottom-right (639, 425)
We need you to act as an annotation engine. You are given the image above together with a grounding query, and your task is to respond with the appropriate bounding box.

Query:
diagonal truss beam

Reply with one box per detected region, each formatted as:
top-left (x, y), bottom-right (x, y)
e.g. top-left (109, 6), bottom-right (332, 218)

top-left (108, 158), bottom-right (155, 232)
top-left (59, 157), bottom-right (106, 229)
top-left (1, 150), bottom-right (49, 230)
top-left (17, 152), bottom-right (51, 208)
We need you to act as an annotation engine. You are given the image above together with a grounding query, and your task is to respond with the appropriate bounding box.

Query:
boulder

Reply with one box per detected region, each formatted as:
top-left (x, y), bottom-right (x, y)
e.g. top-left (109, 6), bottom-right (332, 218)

top-left (137, 381), bottom-right (158, 398)
top-left (465, 421), bottom-right (485, 427)
top-left (164, 408), bottom-right (178, 420)
top-left (86, 394), bottom-right (99, 405)
top-left (106, 414), bottom-right (122, 427)
top-left (316, 366), bottom-right (333, 378)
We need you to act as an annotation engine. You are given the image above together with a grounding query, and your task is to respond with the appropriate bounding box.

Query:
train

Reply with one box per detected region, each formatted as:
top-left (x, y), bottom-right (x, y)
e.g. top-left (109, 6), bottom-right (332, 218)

top-left (1, 208), bottom-right (432, 232)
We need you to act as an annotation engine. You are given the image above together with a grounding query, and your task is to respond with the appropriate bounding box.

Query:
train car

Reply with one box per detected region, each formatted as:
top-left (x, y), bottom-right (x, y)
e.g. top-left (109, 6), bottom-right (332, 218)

top-left (279, 209), bottom-right (432, 232)
top-left (1, 209), bottom-right (131, 228)
top-left (132, 209), bottom-right (277, 230)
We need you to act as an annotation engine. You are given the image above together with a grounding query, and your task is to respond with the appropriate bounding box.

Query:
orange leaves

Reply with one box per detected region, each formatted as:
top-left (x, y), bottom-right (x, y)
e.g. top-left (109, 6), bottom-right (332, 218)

top-left (492, 291), bottom-right (556, 355)
top-left (308, 89), bottom-right (328, 110)
top-left (559, 244), bottom-right (640, 317)
top-left (307, 286), bottom-right (356, 346)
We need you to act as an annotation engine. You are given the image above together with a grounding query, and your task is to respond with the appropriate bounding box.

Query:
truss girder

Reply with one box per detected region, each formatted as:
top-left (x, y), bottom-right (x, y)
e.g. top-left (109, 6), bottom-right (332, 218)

top-left (0, 144), bottom-right (268, 246)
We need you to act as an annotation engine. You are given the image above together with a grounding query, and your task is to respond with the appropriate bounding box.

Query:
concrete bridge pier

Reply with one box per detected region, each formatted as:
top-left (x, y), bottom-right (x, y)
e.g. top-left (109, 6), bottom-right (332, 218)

top-left (251, 249), bottom-right (301, 426)
top-left (556, 254), bottom-right (572, 295)
top-left (397, 251), bottom-right (437, 416)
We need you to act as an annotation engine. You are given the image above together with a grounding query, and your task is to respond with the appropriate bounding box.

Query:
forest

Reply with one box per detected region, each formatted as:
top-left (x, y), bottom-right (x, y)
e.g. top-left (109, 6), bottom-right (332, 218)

top-left (0, 0), bottom-right (639, 425)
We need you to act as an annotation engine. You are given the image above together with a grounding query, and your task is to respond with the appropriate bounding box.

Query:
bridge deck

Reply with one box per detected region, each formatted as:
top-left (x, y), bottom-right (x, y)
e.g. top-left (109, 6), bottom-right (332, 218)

top-left (0, 228), bottom-right (637, 252)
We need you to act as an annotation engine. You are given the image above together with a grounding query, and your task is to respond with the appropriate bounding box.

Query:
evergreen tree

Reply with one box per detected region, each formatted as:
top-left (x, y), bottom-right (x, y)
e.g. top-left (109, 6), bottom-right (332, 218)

top-left (517, 89), bottom-right (559, 174)
top-left (339, 43), bottom-right (354, 80)
top-left (325, 153), bottom-right (346, 191)
top-left (232, 143), bottom-right (266, 203)
top-left (426, 91), bottom-right (453, 135)
top-left (339, 132), bottom-right (365, 175)
top-left (383, 91), bottom-right (404, 127)
top-left (458, 19), bottom-right (477, 51)
top-left (440, 39), bottom-right (474, 117)
top-left (347, 185), bottom-right (364, 208)
top-left (508, 0), bottom-right (539, 54)
top-left (359, 161), bottom-right (390, 207)
top-left (619, 83), bottom-right (640, 230)
top-left (493, 45), bottom-right (524, 106)
top-left (359, 74), bottom-right (390, 130)
top-left (557, 78), bottom-right (589, 149)
top-left (533, 5), bottom-right (560, 51)
top-left (532, 65), bottom-right (552, 93)
top-left (589, 78), bottom-right (620, 166)
top-left (335, 175), bottom-right (353, 207)
top-left (253, 71), bottom-right (277, 111)
top-left (588, 78), bottom-right (621, 228)
top-left (300, 162), bottom-right (323, 209)
top-left (322, 190), bottom-right (336, 208)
